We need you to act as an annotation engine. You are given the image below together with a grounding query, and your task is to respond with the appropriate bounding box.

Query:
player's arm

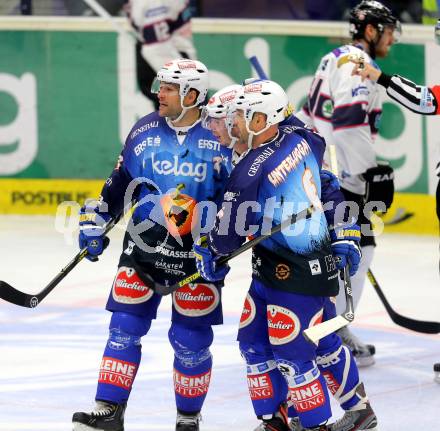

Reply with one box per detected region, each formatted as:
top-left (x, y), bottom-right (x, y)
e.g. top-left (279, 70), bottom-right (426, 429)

top-left (194, 172), bottom-right (260, 281)
top-left (351, 59), bottom-right (440, 116)
top-left (378, 74), bottom-right (440, 116)
top-left (78, 131), bottom-right (141, 261)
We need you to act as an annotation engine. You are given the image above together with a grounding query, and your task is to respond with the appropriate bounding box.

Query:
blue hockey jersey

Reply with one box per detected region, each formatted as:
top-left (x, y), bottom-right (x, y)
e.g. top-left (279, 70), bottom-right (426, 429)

top-left (208, 125), bottom-right (339, 296)
top-left (99, 111), bottom-right (231, 285)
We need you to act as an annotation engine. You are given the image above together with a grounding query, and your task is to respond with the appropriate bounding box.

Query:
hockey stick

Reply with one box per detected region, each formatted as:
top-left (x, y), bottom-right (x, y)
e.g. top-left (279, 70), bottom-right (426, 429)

top-left (367, 269), bottom-right (440, 334)
top-left (249, 56), bottom-right (269, 80)
top-left (382, 207), bottom-right (414, 226)
top-left (0, 214), bottom-right (122, 308)
top-left (153, 205), bottom-right (315, 295)
top-left (81, 0), bottom-right (142, 42)
top-left (303, 266), bottom-right (354, 344)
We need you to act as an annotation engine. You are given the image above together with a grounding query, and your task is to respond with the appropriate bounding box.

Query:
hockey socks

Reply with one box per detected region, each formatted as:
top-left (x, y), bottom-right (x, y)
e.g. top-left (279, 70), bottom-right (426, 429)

top-left (96, 312), bottom-right (150, 404)
top-left (169, 323), bottom-right (214, 413)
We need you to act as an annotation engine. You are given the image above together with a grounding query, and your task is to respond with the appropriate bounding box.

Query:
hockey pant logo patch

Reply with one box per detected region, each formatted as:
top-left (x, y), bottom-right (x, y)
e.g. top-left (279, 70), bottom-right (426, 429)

top-left (173, 283), bottom-right (219, 317)
top-left (112, 267), bottom-right (154, 304)
top-left (267, 305), bottom-right (301, 345)
top-left (239, 293), bottom-right (256, 329)
top-left (99, 357), bottom-right (137, 390)
top-left (308, 308), bottom-right (324, 328)
top-left (173, 369), bottom-right (211, 398)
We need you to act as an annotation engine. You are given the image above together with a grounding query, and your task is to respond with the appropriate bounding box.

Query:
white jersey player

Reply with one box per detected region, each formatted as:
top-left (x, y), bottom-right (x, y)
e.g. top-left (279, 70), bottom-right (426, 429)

top-left (127, 0), bottom-right (197, 108)
top-left (297, 0), bottom-right (400, 367)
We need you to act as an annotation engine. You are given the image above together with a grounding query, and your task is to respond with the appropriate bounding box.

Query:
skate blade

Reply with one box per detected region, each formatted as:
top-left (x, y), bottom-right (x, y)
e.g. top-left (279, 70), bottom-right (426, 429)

top-left (72, 422), bottom-right (124, 431)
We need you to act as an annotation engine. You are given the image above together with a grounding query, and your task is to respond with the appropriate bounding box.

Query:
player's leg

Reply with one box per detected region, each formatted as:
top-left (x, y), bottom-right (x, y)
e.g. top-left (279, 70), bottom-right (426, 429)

top-left (170, 282), bottom-right (223, 431)
top-left (72, 265), bottom-right (161, 431)
top-left (317, 299), bottom-right (378, 431)
top-left (336, 189), bottom-right (376, 367)
top-left (238, 281), bottom-right (291, 431)
top-left (265, 286), bottom-right (333, 431)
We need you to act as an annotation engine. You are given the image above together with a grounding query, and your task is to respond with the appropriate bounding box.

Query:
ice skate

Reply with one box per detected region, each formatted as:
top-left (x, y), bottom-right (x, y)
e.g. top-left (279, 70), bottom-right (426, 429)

top-left (254, 403), bottom-right (290, 431)
top-left (176, 410), bottom-right (201, 431)
top-left (434, 363), bottom-right (440, 383)
top-left (337, 326), bottom-right (375, 367)
top-left (329, 400), bottom-right (378, 431)
top-left (72, 401), bottom-right (125, 431)
top-left (289, 417), bottom-right (303, 431)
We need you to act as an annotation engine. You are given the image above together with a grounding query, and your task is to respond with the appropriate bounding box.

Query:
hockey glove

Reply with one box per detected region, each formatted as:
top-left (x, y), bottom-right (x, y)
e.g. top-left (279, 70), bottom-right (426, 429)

top-left (320, 169), bottom-right (340, 191)
top-left (330, 224), bottom-right (362, 277)
top-left (79, 205), bottom-right (111, 262)
top-left (361, 164), bottom-right (394, 212)
top-left (193, 236), bottom-right (230, 282)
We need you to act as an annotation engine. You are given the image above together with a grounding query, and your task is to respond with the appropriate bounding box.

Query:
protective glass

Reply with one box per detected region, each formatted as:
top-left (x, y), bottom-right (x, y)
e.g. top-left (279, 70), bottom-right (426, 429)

top-left (392, 20), bottom-right (402, 43)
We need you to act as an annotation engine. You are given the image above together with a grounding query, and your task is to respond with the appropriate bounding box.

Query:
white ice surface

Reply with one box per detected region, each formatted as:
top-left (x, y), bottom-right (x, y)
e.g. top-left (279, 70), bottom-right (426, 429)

top-left (0, 215), bottom-right (439, 431)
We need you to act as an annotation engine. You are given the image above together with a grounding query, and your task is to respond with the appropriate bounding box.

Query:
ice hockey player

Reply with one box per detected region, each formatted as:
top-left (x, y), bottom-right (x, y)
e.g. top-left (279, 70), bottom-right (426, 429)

top-left (351, 18), bottom-right (440, 383)
top-left (127, 0), bottom-right (197, 109)
top-left (72, 58), bottom-right (231, 431)
top-left (194, 80), bottom-right (379, 431)
top-left (297, 0), bottom-right (401, 367)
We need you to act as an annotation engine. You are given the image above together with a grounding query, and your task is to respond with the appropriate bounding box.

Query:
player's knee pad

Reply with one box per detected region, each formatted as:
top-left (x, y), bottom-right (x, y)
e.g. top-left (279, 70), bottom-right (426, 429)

top-left (168, 323), bottom-right (213, 367)
top-left (108, 311), bottom-right (151, 347)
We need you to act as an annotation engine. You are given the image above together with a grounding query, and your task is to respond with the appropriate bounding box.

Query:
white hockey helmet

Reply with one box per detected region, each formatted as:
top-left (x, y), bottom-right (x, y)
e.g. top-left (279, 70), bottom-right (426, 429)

top-left (201, 84), bottom-right (242, 129)
top-left (152, 59), bottom-right (209, 107)
top-left (233, 80), bottom-right (289, 135)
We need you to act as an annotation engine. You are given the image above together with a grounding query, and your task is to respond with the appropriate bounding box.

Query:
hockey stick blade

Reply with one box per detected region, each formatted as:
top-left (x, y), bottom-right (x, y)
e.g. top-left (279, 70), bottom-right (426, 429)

top-left (0, 214), bottom-right (122, 308)
top-left (153, 205), bottom-right (315, 295)
top-left (367, 269), bottom-right (440, 334)
top-left (0, 248), bottom-right (88, 308)
top-left (383, 207), bottom-right (414, 226)
top-left (303, 266), bottom-right (355, 345)
top-left (303, 315), bottom-right (351, 345)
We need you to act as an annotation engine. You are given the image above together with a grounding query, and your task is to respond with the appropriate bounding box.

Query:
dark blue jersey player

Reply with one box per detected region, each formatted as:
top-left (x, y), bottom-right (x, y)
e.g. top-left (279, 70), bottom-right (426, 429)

top-left (72, 59), bottom-right (231, 431)
top-left (194, 80), bottom-right (378, 431)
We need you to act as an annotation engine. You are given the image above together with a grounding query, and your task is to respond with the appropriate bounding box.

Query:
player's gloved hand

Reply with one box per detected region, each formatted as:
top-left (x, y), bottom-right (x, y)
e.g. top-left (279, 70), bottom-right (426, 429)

top-left (193, 236), bottom-right (230, 282)
top-left (361, 163), bottom-right (394, 212)
top-left (320, 169), bottom-right (340, 191)
top-left (330, 224), bottom-right (362, 277)
top-left (79, 204), bottom-right (111, 262)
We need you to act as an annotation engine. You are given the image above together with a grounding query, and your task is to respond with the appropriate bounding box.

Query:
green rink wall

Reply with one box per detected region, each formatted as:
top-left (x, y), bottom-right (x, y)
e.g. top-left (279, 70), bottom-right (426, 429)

top-left (0, 18), bottom-right (439, 233)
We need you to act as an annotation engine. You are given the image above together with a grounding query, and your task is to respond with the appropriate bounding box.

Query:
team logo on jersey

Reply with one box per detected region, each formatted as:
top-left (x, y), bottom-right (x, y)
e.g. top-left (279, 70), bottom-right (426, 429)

top-left (160, 184), bottom-right (198, 237)
top-left (174, 369), bottom-right (211, 398)
top-left (308, 308), bottom-right (324, 329)
top-left (173, 283), bottom-right (220, 317)
top-left (112, 267), bottom-right (154, 304)
top-left (308, 259), bottom-right (322, 275)
top-left (247, 372), bottom-right (274, 400)
top-left (275, 263), bottom-right (291, 280)
top-left (290, 379), bottom-right (325, 413)
top-left (322, 99), bottom-right (334, 118)
top-left (267, 305), bottom-right (301, 345)
top-left (239, 294), bottom-right (256, 329)
top-left (151, 153), bottom-right (207, 182)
